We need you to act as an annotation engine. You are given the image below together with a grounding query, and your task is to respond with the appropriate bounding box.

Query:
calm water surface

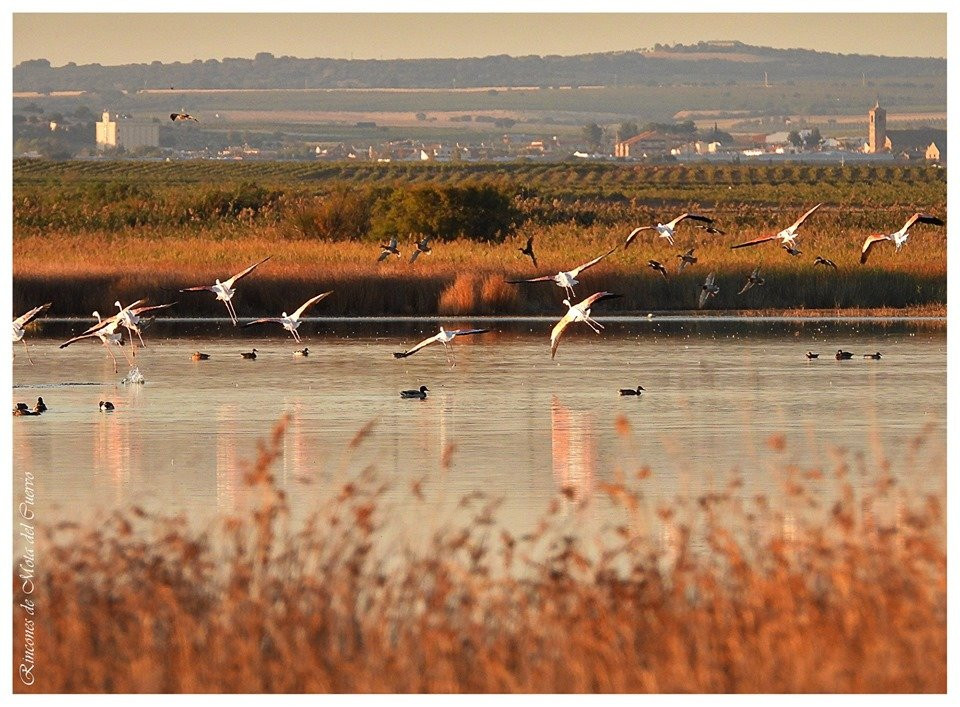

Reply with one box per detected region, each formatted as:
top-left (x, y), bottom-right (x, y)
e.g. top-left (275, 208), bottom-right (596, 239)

top-left (12, 318), bottom-right (946, 539)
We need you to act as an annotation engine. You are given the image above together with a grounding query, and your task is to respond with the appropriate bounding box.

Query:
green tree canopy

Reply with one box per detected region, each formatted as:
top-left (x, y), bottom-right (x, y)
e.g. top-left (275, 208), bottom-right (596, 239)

top-left (582, 123), bottom-right (603, 150)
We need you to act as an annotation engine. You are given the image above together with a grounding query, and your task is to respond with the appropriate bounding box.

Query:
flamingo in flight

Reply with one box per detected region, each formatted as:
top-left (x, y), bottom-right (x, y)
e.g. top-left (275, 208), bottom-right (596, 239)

top-left (507, 247), bottom-right (617, 299)
top-left (550, 292), bottom-right (621, 359)
top-left (624, 213), bottom-right (717, 248)
top-left (114, 299), bottom-right (176, 353)
top-left (859, 213), bottom-right (945, 264)
top-left (393, 326), bottom-right (490, 360)
top-left (59, 310), bottom-right (135, 372)
top-left (179, 257), bottom-right (271, 325)
top-left (731, 204), bottom-right (822, 252)
top-left (243, 292), bottom-right (334, 342)
top-left (12, 302), bottom-right (52, 364)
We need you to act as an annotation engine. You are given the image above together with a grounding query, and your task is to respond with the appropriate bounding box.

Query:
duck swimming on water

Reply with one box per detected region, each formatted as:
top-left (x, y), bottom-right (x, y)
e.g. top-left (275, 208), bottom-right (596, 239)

top-left (619, 386), bottom-right (645, 396)
top-left (836, 350), bottom-right (854, 360)
top-left (400, 385), bottom-right (429, 400)
top-left (99, 401), bottom-right (115, 411)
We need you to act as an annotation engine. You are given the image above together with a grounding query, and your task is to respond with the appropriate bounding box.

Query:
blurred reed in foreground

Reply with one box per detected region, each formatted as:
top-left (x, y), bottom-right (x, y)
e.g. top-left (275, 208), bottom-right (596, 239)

top-left (14, 418), bottom-right (945, 693)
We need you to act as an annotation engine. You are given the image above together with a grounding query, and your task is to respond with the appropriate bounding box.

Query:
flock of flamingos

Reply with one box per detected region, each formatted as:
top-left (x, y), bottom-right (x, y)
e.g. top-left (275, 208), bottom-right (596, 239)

top-left (12, 204), bottom-right (945, 406)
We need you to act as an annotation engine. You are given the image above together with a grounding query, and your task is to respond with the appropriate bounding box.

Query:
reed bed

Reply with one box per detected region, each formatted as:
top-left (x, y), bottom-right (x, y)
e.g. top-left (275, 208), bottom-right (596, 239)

top-left (13, 418), bottom-right (945, 693)
top-left (13, 215), bottom-right (946, 316)
top-left (13, 160), bottom-right (945, 315)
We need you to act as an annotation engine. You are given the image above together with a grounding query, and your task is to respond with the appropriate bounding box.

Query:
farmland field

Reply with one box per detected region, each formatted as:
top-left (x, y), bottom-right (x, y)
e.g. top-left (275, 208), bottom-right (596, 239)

top-left (13, 78), bottom-right (947, 133)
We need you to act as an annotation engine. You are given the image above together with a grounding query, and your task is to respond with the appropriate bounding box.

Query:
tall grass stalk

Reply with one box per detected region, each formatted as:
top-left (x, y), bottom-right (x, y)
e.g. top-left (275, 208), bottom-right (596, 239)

top-left (14, 419), bottom-right (946, 693)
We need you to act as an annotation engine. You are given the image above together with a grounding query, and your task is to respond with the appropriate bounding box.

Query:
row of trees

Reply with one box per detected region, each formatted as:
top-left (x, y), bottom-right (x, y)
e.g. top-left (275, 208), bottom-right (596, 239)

top-left (15, 178), bottom-right (520, 242)
top-left (580, 120), bottom-right (734, 150)
top-left (285, 183), bottom-right (517, 242)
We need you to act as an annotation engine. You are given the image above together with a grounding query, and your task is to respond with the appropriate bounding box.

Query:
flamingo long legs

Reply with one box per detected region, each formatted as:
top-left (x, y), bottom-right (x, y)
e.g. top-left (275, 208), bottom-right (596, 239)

top-left (19, 338), bottom-right (35, 365)
top-left (222, 299), bottom-right (238, 325)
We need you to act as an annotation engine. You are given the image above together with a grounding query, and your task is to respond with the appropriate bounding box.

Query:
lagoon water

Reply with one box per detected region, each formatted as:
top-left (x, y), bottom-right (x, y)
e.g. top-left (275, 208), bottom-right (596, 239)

top-left (12, 318), bottom-right (946, 540)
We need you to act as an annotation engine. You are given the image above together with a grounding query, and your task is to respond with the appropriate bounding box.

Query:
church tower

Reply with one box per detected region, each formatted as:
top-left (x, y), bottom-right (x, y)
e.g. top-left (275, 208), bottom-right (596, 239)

top-left (868, 98), bottom-right (887, 154)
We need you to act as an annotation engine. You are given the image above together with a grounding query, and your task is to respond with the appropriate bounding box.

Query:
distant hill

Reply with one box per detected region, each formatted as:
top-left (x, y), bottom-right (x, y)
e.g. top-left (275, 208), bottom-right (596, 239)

top-left (13, 41), bottom-right (945, 93)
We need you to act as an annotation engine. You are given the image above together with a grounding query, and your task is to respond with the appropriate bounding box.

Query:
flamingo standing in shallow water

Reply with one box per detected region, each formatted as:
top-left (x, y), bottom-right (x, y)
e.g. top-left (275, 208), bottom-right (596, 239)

top-left (179, 257), bottom-right (271, 325)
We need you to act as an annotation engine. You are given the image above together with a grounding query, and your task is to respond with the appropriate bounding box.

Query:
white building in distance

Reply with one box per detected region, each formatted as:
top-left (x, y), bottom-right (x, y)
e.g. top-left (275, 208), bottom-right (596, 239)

top-left (96, 111), bottom-right (160, 150)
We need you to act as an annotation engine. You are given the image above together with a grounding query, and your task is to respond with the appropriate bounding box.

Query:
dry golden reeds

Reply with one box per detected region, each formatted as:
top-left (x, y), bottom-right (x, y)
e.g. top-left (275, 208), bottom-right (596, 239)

top-left (13, 418), bottom-right (945, 694)
top-left (12, 213), bottom-right (947, 316)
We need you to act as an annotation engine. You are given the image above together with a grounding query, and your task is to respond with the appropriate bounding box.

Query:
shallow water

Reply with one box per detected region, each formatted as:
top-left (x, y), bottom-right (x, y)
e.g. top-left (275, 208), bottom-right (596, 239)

top-left (12, 318), bottom-right (946, 539)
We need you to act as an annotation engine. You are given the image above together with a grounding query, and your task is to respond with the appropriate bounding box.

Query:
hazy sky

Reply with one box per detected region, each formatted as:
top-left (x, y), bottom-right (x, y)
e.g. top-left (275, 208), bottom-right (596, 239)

top-left (12, 11), bottom-right (947, 66)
